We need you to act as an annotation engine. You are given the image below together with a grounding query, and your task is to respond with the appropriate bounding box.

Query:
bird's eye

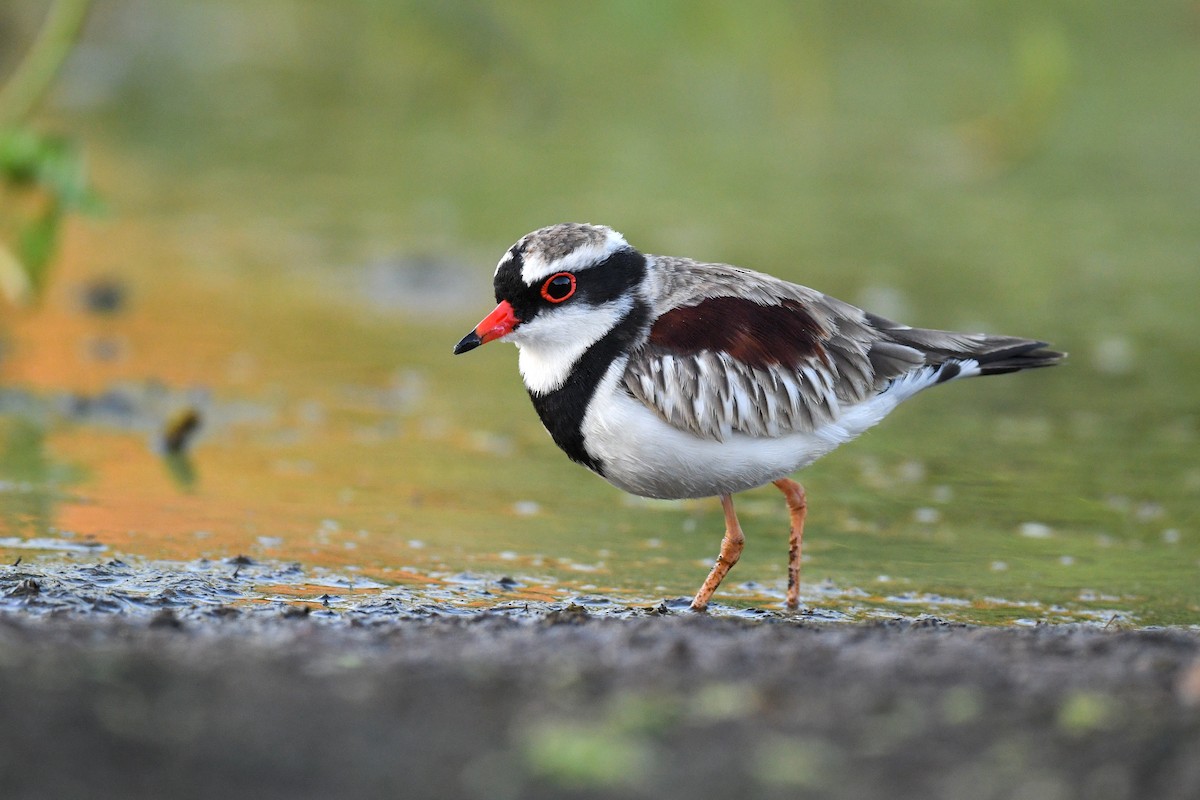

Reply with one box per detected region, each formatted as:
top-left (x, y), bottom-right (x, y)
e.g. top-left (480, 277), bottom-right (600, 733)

top-left (540, 272), bottom-right (577, 303)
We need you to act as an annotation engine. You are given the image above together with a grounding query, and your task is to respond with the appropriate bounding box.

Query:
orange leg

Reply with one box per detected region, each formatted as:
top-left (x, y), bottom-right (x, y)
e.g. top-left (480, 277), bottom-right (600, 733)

top-left (772, 478), bottom-right (807, 610)
top-left (690, 494), bottom-right (744, 612)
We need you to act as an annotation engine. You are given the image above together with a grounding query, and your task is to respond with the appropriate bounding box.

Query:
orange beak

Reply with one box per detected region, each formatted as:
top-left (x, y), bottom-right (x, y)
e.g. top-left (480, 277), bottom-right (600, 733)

top-left (453, 300), bottom-right (520, 354)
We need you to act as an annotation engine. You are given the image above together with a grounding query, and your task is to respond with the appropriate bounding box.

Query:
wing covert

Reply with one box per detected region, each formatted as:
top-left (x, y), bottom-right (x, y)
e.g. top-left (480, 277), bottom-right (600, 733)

top-left (622, 290), bottom-right (909, 440)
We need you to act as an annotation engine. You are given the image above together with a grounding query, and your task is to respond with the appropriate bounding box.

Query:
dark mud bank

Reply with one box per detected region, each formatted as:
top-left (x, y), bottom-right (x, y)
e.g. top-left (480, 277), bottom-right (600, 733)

top-left (1, 606), bottom-right (1198, 800)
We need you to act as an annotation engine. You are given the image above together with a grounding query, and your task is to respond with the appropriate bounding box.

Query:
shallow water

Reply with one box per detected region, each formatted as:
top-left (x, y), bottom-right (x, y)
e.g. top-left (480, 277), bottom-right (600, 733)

top-left (1, 3), bottom-right (1198, 626)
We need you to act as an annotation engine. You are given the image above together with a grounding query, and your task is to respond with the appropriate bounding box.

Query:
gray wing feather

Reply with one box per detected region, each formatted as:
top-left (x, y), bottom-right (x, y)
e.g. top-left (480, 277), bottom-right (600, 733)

top-left (623, 257), bottom-right (1057, 441)
top-left (624, 258), bottom-right (913, 440)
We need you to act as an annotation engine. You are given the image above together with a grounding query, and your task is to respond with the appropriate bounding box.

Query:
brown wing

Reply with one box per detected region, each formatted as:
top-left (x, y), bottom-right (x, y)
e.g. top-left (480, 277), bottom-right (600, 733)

top-left (622, 285), bottom-right (924, 440)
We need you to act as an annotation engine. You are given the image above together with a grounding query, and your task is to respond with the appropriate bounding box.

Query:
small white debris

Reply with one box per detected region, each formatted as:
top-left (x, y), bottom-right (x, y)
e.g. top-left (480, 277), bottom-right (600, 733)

top-left (512, 500), bottom-right (541, 516)
top-left (1163, 529), bottom-right (1181, 544)
top-left (498, 550), bottom-right (518, 561)
top-left (897, 460), bottom-right (926, 483)
top-left (1059, 555), bottom-right (1075, 566)
top-left (857, 455), bottom-right (887, 489)
top-left (257, 536), bottom-right (283, 548)
top-left (407, 539), bottom-right (425, 549)
top-left (1091, 335), bottom-right (1135, 376)
top-left (645, 538), bottom-right (663, 548)
top-left (931, 485), bottom-right (954, 504)
top-left (991, 561), bottom-right (1009, 572)
top-left (1135, 503), bottom-right (1165, 522)
top-left (913, 507), bottom-right (941, 524)
top-left (1019, 522), bottom-right (1054, 539)
top-left (877, 575), bottom-right (891, 583)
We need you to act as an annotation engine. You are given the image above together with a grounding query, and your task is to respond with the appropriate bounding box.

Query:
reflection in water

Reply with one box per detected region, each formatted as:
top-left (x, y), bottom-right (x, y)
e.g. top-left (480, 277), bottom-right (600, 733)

top-left (0, 417), bottom-right (66, 540)
top-left (161, 451), bottom-right (197, 491)
top-left (160, 407), bottom-right (202, 490)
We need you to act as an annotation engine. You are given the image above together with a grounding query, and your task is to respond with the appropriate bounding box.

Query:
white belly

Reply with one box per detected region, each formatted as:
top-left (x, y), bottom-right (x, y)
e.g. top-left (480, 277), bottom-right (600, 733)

top-left (579, 359), bottom-right (953, 499)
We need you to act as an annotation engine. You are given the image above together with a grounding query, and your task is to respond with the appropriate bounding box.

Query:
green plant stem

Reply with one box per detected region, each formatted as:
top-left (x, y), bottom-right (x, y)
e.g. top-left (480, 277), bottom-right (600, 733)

top-left (0, 0), bottom-right (92, 127)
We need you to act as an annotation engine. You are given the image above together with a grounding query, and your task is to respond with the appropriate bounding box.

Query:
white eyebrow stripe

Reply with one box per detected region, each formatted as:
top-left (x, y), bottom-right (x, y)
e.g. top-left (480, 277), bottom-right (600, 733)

top-left (520, 229), bottom-right (629, 284)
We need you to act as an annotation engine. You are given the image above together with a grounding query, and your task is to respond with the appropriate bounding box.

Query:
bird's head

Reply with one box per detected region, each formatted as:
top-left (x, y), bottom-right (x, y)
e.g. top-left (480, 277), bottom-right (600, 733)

top-left (453, 223), bottom-right (649, 362)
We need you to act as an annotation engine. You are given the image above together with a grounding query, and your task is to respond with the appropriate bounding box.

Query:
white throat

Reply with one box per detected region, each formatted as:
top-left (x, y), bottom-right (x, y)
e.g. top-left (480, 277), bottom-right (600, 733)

top-left (511, 297), bottom-right (634, 395)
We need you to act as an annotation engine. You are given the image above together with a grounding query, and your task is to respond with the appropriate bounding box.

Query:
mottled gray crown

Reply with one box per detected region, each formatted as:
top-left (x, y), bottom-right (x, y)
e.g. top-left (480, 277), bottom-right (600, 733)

top-left (500, 223), bottom-right (631, 284)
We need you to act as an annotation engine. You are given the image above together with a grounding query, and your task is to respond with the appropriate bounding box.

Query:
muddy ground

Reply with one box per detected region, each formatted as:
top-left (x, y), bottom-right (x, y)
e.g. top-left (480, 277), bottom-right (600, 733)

top-left (1, 563), bottom-right (1199, 800)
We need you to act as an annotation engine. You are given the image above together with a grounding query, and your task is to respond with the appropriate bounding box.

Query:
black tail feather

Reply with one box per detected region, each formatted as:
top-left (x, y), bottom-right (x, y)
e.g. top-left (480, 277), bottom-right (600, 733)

top-left (974, 342), bottom-right (1066, 375)
top-left (865, 313), bottom-right (1066, 377)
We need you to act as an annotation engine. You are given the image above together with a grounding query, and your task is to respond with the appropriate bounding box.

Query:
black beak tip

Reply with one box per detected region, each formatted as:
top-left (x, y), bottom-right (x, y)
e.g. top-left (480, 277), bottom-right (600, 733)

top-left (453, 331), bottom-right (482, 355)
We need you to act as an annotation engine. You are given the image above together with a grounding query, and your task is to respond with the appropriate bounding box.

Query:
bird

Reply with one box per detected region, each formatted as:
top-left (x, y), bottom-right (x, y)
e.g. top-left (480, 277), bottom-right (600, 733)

top-left (453, 223), bottom-right (1064, 612)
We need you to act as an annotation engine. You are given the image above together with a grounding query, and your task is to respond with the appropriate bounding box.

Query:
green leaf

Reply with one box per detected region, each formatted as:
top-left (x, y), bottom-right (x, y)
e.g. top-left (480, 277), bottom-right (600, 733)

top-left (0, 127), bottom-right (42, 185)
top-left (17, 202), bottom-right (62, 292)
top-left (0, 127), bottom-right (101, 211)
top-left (0, 241), bottom-right (32, 304)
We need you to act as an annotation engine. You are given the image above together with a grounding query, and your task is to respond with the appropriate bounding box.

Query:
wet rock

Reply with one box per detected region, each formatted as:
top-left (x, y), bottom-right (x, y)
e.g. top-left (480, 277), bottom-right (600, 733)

top-left (78, 277), bottom-right (128, 315)
top-left (544, 603), bottom-right (590, 625)
top-left (7, 578), bottom-right (39, 597)
top-left (646, 601), bottom-right (672, 616)
top-left (161, 408), bottom-right (202, 455)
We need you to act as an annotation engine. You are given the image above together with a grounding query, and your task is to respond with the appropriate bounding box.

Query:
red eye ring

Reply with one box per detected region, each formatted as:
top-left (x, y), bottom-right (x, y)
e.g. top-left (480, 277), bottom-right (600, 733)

top-left (540, 272), bottom-right (577, 303)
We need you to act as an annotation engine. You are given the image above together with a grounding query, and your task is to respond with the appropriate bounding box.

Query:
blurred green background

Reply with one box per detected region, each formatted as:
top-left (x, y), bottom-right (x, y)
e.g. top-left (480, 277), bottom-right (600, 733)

top-left (1, 1), bottom-right (1197, 624)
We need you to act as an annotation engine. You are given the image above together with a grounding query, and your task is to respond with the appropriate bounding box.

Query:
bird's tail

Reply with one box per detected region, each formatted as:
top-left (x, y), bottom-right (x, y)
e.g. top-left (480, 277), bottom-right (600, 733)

top-left (966, 339), bottom-right (1065, 376)
top-left (866, 312), bottom-right (1066, 379)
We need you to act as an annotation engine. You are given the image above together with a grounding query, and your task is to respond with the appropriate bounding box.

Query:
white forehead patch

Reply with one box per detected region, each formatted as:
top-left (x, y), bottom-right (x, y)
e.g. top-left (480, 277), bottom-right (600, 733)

top-left (515, 227), bottom-right (629, 284)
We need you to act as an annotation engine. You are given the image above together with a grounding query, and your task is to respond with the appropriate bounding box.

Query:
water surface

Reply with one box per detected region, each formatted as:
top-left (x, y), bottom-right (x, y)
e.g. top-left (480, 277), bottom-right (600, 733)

top-left (1, 2), bottom-right (1197, 625)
